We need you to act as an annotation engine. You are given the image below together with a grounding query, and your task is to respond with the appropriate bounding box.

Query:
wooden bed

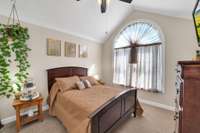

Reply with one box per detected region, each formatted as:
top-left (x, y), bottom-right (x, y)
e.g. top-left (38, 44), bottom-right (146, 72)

top-left (47, 66), bottom-right (137, 133)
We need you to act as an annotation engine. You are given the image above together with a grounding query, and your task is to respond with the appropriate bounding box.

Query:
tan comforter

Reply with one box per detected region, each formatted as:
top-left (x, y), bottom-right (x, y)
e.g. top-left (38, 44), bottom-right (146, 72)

top-left (49, 83), bottom-right (125, 133)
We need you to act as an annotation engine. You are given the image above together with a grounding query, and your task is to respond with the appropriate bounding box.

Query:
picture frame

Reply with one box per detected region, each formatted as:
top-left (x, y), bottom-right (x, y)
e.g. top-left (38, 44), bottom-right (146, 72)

top-left (78, 44), bottom-right (88, 58)
top-left (47, 38), bottom-right (61, 56)
top-left (65, 42), bottom-right (76, 57)
top-left (193, 0), bottom-right (200, 46)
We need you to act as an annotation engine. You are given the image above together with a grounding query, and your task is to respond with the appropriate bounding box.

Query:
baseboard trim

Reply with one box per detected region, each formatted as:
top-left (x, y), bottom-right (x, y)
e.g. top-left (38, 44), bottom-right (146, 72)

top-left (1, 104), bottom-right (49, 125)
top-left (1, 100), bottom-right (174, 124)
top-left (139, 99), bottom-right (175, 111)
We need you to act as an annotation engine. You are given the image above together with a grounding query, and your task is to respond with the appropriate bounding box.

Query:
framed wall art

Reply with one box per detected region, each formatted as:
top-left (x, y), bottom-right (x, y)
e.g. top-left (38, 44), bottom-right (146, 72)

top-left (78, 44), bottom-right (88, 58)
top-left (47, 38), bottom-right (61, 56)
top-left (65, 41), bottom-right (76, 57)
top-left (193, 0), bottom-right (200, 46)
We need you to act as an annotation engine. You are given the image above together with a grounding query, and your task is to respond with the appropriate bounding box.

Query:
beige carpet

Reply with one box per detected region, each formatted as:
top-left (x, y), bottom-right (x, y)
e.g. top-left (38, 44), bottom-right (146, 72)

top-left (0, 104), bottom-right (174, 133)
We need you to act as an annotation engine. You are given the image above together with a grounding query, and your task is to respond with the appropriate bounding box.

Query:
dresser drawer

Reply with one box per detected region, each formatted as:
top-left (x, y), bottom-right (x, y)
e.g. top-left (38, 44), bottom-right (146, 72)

top-left (183, 65), bottom-right (200, 79)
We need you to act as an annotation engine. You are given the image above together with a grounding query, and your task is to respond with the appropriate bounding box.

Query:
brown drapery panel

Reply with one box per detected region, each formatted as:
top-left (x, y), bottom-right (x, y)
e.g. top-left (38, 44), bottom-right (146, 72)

top-left (129, 43), bottom-right (138, 64)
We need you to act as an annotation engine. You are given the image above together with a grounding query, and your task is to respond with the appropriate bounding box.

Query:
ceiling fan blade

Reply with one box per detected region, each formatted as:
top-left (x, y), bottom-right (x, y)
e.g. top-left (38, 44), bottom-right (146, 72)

top-left (119, 0), bottom-right (133, 3)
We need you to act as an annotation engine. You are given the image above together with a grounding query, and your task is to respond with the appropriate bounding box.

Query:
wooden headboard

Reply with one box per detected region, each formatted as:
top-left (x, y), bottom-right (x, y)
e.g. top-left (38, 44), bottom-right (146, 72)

top-left (47, 67), bottom-right (88, 93)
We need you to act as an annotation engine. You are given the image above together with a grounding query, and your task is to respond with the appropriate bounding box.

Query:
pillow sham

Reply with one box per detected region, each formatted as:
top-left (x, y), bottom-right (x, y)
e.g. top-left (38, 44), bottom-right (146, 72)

top-left (76, 81), bottom-right (86, 90)
top-left (82, 79), bottom-right (92, 88)
top-left (80, 76), bottom-right (100, 86)
top-left (56, 76), bottom-right (80, 92)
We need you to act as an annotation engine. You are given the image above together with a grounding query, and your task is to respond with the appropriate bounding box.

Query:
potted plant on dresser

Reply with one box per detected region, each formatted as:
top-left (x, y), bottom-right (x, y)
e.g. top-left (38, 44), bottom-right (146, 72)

top-left (0, 0), bottom-right (31, 129)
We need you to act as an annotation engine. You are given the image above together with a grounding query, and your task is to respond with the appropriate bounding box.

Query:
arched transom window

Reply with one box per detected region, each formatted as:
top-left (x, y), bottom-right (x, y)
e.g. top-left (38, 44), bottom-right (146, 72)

top-left (113, 21), bottom-right (164, 93)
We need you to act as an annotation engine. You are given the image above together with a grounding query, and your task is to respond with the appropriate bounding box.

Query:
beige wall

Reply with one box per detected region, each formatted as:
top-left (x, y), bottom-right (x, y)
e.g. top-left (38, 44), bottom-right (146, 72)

top-left (0, 15), bottom-right (102, 119)
top-left (102, 10), bottom-right (199, 107)
top-left (0, 9), bottom-right (199, 119)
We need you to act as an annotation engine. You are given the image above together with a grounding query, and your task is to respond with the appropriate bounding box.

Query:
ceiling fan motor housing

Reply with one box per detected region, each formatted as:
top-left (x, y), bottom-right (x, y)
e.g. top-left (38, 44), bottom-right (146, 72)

top-left (76, 0), bottom-right (133, 13)
top-left (101, 0), bottom-right (107, 13)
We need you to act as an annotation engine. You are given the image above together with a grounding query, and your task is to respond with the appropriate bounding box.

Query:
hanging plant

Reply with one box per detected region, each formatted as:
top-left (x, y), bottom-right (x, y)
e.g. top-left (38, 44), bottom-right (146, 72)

top-left (0, 0), bottom-right (31, 97)
top-left (0, 24), bottom-right (30, 97)
top-left (0, 24), bottom-right (12, 97)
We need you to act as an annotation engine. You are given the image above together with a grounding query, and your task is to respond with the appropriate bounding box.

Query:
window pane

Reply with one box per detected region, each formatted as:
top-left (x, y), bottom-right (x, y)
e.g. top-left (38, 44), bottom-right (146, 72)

top-left (113, 21), bottom-right (164, 93)
top-left (114, 22), bottom-right (161, 48)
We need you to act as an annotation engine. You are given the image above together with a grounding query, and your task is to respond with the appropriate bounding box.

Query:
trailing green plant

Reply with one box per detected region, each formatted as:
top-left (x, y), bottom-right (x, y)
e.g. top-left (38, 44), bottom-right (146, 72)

top-left (0, 24), bottom-right (30, 97)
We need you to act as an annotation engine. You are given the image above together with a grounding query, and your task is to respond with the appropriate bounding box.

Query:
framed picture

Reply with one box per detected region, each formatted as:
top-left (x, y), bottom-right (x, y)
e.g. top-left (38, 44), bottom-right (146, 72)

top-left (47, 38), bottom-right (61, 56)
top-left (65, 42), bottom-right (76, 57)
top-left (193, 0), bottom-right (200, 46)
top-left (79, 44), bottom-right (88, 58)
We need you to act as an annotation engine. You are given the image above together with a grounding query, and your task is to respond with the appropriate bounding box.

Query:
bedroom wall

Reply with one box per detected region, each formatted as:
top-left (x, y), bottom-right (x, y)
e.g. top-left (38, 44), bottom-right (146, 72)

top-left (0, 15), bottom-right (102, 119)
top-left (102, 10), bottom-right (199, 108)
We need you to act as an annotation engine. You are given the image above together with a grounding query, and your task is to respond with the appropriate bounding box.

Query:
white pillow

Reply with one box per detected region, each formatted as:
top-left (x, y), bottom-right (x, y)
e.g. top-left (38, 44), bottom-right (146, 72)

top-left (76, 81), bottom-right (86, 90)
top-left (83, 80), bottom-right (92, 88)
top-left (80, 76), bottom-right (100, 85)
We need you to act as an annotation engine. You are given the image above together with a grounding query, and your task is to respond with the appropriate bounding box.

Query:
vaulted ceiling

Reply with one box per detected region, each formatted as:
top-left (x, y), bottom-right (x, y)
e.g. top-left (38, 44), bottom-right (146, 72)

top-left (0, 0), bottom-right (196, 43)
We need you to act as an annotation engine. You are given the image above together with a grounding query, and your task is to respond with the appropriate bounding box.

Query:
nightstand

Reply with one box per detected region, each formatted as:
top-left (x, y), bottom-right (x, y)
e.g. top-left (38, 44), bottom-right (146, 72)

top-left (12, 96), bottom-right (44, 132)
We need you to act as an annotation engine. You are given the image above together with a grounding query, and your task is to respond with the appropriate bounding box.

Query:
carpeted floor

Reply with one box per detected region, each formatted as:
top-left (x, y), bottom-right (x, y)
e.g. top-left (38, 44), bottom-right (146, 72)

top-left (0, 104), bottom-right (174, 133)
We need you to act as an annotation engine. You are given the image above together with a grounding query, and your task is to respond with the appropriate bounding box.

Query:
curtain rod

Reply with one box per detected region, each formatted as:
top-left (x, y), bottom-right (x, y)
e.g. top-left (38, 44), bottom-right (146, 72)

top-left (114, 42), bottom-right (162, 50)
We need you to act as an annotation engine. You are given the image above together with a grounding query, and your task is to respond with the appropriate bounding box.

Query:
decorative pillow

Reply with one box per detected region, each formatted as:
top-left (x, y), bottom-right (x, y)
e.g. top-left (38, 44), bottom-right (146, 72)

top-left (82, 79), bottom-right (92, 88)
top-left (56, 76), bottom-right (80, 92)
top-left (80, 76), bottom-right (100, 86)
top-left (76, 81), bottom-right (86, 90)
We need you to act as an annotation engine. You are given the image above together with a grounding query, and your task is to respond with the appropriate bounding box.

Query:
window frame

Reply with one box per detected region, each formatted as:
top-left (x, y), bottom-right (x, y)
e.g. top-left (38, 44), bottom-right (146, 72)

top-left (112, 19), bottom-right (165, 93)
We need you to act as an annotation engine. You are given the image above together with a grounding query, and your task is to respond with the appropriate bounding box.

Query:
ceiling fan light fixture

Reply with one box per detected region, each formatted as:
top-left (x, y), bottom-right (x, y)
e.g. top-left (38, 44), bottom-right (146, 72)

top-left (97, 0), bottom-right (102, 5)
top-left (106, 0), bottom-right (112, 5)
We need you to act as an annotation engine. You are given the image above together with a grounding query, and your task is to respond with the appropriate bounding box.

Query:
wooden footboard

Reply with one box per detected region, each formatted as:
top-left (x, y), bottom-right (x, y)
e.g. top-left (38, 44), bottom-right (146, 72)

top-left (90, 89), bottom-right (137, 133)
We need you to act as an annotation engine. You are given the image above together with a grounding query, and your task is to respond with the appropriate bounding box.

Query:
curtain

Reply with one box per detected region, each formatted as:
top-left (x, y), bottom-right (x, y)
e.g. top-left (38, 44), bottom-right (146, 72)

top-left (113, 21), bottom-right (164, 93)
top-left (113, 48), bottom-right (131, 86)
top-left (113, 45), bottom-right (164, 93)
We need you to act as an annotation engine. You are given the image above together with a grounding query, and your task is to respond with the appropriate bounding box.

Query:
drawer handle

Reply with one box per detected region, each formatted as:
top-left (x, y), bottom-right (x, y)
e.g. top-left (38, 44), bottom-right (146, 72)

top-left (174, 112), bottom-right (179, 120)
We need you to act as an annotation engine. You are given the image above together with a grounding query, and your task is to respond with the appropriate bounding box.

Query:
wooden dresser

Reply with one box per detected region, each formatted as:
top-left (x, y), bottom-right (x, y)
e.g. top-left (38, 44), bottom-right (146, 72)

top-left (175, 61), bottom-right (200, 133)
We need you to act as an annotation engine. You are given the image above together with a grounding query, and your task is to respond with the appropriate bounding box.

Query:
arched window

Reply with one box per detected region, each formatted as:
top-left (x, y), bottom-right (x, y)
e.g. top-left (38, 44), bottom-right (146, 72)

top-left (113, 21), bottom-right (165, 93)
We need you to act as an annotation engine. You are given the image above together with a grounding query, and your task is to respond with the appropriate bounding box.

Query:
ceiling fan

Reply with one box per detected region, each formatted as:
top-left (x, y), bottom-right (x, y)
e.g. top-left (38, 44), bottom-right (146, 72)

top-left (76, 0), bottom-right (133, 13)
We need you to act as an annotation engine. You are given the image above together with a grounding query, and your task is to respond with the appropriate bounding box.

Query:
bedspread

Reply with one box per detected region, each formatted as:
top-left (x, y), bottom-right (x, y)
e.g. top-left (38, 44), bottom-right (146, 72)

top-left (49, 83), bottom-right (124, 133)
